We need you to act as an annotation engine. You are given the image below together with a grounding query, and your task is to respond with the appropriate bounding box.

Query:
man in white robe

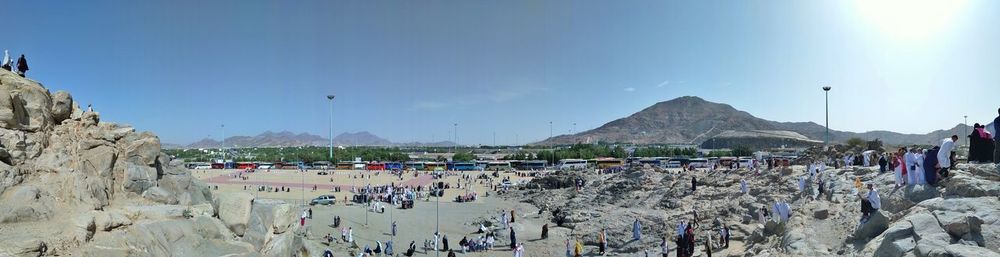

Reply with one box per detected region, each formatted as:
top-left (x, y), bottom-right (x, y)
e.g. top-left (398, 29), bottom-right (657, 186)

top-left (914, 150), bottom-right (926, 185)
top-left (740, 179), bottom-right (748, 194)
top-left (904, 148), bottom-right (918, 185)
top-left (937, 136), bottom-right (958, 172)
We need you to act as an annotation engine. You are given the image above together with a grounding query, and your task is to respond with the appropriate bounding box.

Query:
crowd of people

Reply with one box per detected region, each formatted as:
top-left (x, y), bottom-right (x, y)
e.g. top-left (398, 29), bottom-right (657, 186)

top-left (1, 50), bottom-right (29, 77)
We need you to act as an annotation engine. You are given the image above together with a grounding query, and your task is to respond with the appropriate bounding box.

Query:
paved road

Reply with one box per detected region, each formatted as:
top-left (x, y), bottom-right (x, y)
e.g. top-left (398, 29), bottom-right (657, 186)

top-left (204, 172), bottom-right (436, 190)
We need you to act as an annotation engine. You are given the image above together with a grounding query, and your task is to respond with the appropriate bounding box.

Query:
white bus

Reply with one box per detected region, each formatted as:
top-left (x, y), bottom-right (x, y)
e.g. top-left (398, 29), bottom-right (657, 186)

top-left (557, 159), bottom-right (588, 170)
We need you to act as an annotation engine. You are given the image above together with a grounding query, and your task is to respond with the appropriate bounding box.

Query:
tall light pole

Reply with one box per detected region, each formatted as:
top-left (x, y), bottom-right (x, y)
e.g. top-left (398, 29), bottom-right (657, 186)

top-left (327, 95), bottom-right (336, 162)
top-left (435, 174), bottom-right (440, 257)
top-left (822, 86), bottom-right (831, 145)
top-left (454, 123), bottom-right (458, 151)
top-left (964, 115), bottom-right (968, 147)
top-left (221, 124), bottom-right (226, 167)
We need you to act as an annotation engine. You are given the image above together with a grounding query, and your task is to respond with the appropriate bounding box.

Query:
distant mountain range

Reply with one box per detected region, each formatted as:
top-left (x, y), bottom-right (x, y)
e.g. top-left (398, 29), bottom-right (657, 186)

top-left (536, 96), bottom-right (970, 146)
top-left (170, 131), bottom-right (456, 149)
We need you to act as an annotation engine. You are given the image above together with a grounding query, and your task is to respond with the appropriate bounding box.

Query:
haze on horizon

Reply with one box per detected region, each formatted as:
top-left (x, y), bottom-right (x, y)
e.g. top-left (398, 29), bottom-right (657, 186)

top-left (4, 0), bottom-right (998, 146)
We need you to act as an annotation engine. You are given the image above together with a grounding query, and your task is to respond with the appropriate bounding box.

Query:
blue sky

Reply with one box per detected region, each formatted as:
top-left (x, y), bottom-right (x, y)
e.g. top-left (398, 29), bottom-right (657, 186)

top-left (5, 0), bottom-right (999, 145)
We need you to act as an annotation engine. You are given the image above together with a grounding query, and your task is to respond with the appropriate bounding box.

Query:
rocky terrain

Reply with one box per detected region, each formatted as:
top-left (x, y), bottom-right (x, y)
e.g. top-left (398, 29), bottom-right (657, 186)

top-left (536, 96), bottom-right (971, 146)
top-left (511, 162), bottom-right (1000, 256)
top-left (0, 69), bottom-right (309, 256)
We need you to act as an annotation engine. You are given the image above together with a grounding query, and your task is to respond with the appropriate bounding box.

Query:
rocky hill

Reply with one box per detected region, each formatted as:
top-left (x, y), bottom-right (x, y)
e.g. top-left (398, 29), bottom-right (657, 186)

top-left (0, 70), bottom-right (310, 256)
top-left (512, 162), bottom-right (1000, 256)
top-left (181, 131), bottom-right (456, 149)
top-left (536, 96), bottom-right (970, 146)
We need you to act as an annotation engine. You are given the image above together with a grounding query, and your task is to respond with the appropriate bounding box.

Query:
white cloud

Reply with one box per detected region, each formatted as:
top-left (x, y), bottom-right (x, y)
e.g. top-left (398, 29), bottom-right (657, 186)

top-left (624, 87), bottom-right (636, 92)
top-left (655, 80), bottom-right (670, 88)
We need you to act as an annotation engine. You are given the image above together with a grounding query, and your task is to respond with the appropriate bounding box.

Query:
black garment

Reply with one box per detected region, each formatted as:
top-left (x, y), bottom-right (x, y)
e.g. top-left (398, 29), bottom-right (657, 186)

top-left (861, 199), bottom-right (873, 217)
top-left (323, 250), bottom-right (333, 257)
top-left (15, 55), bottom-right (27, 76)
top-left (691, 177), bottom-right (697, 192)
top-left (676, 235), bottom-right (685, 257)
top-left (447, 250), bottom-right (456, 257)
top-left (878, 156), bottom-right (888, 172)
top-left (510, 229), bottom-right (517, 249)
top-left (442, 237), bottom-right (449, 251)
top-left (541, 224), bottom-right (548, 239)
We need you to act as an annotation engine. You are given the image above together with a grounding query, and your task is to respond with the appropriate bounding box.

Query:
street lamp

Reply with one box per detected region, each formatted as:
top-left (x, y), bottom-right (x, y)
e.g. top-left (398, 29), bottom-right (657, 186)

top-left (453, 123), bottom-right (458, 151)
top-left (822, 86), bottom-right (832, 145)
top-left (435, 174), bottom-right (440, 257)
top-left (327, 95), bottom-right (336, 162)
top-left (964, 115), bottom-right (968, 147)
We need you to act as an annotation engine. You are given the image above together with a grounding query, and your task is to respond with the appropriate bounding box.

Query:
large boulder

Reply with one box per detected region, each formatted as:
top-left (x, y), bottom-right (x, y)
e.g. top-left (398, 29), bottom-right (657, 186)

top-left (871, 221), bottom-right (916, 257)
top-left (881, 184), bottom-right (939, 213)
top-left (216, 192), bottom-right (255, 236)
top-left (123, 163), bottom-right (157, 194)
top-left (142, 186), bottom-right (178, 205)
top-left (944, 173), bottom-right (1000, 198)
top-left (124, 133), bottom-right (160, 166)
top-left (0, 72), bottom-right (54, 131)
top-left (50, 90), bottom-right (73, 124)
top-left (852, 211), bottom-right (890, 241)
top-left (0, 238), bottom-right (47, 257)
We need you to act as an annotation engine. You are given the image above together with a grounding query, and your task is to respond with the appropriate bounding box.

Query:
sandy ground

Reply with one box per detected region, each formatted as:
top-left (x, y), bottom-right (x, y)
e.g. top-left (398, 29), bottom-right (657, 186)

top-left (193, 168), bottom-right (750, 256)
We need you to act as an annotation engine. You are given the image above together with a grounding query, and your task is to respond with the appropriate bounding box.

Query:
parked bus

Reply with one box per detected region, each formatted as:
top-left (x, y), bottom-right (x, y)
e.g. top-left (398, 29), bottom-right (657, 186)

top-left (452, 162), bottom-right (479, 171)
top-left (557, 159), bottom-right (588, 170)
top-left (336, 162), bottom-right (354, 170)
top-left (366, 162), bottom-right (386, 171)
top-left (256, 162), bottom-right (274, 169)
top-left (312, 161), bottom-right (332, 169)
top-left (424, 162), bottom-right (446, 171)
top-left (405, 161), bottom-right (425, 171)
top-left (595, 158), bottom-right (623, 169)
top-left (523, 160), bottom-right (547, 170)
top-left (485, 161), bottom-right (511, 171)
top-left (687, 158), bottom-right (709, 168)
top-left (385, 162), bottom-right (403, 170)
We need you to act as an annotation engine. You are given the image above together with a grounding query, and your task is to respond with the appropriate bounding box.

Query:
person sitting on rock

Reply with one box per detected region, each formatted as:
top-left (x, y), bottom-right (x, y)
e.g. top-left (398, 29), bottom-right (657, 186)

top-left (860, 183), bottom-right (881, 223)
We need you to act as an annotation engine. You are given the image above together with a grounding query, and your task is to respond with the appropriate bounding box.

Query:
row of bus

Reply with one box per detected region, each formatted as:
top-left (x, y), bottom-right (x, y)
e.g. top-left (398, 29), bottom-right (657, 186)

top-left (184, 156), bottom-right (793, 171)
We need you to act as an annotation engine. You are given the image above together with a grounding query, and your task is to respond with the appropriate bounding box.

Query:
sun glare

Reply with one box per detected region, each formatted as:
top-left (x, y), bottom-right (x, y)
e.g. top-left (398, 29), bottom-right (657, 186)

top-left (855, 0), bottom-right (968, 42)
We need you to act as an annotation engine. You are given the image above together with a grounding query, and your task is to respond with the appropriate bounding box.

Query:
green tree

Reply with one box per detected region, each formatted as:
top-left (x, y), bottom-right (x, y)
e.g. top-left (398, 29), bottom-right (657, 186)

top-left (732, 145), bottom-right (754, 157)
top-left (846, 137), bottom-right (866, 149)
top-left (452, 151), bottom-right (476, 162)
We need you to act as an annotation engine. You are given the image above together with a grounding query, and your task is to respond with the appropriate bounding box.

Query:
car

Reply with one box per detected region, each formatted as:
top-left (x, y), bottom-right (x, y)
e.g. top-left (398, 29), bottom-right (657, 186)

top-left (317, 171), bottom-right (329, 175)
top-left (310, 195), bottom-right (336, 205)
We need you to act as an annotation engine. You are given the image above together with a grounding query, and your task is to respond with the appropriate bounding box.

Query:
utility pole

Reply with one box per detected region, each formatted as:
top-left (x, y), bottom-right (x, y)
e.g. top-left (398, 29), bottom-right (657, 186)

top-left (964, 115), bottom-right (968, 147)
top-left (327, 95), bottom-right (336, 162)
top-left (221, 124), bottom-right (226, 167)
top-left (822, 86), bottom-right (832, 146)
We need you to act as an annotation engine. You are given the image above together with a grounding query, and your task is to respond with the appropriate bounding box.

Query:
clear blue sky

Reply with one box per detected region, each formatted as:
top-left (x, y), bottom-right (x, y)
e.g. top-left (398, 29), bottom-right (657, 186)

top-left (5, 0), bottom-right (999, 145)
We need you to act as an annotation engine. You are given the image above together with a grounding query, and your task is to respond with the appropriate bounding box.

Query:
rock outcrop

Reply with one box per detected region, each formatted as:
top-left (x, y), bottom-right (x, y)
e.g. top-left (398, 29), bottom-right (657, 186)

top-left (0, 69), bottom-right (305, 256)
top-left (511, 157), bottom-right (1000, 256)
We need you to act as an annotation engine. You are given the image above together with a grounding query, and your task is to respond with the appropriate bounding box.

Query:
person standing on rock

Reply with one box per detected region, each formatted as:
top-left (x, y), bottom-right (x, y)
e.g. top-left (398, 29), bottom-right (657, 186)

top-left (565, 238), bottom-right (572, 257)
top-left (1, 50), bottom-right (11, 71)
top-left (598, 228), bottom-right (607, 254)
top-left (541, 223), bottom-right (549, 239)
top-left (878, 154), bottom-right (888, 173)
top-left (994, 108), bottom-right (1000, 164)
top-left (509, 227), bottom-right (516, 249)
top-left (892, 148), bottom-right (907, 188)
top-left (691, 176), bottom-right (697, 192)
top-left (15, 54), bottom-right (27, 77)
top-left (740, 179), bottom-right (748, 194)
top-left (633, 218), bottom-right (643, 241)
top-left (936, 135), bottom-right (958, 179)
top-left (660, 236), bottom-right (669, 257)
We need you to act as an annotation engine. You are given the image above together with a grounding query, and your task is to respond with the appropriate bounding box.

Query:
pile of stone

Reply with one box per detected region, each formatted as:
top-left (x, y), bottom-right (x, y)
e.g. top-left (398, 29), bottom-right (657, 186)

top-left (0, 69), bottom-right (308, 256)
top-left (508, 155), bottom-right (1000, 256)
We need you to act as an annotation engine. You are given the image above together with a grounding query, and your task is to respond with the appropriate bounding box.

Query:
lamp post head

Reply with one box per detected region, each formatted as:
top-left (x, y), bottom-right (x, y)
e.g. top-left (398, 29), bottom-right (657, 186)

top-left (326, 95), bottom-right (336, 100)
top-left (822, 86), bottom-right (831, 91)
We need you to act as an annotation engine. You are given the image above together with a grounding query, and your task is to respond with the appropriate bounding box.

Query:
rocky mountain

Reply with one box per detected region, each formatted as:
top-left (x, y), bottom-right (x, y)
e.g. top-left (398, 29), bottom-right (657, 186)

top-left (0, 70), bottom-right (307, 256)
top-left (537, 96), bottom-right (970, 146)
top-left (331, 131), bottom-right (392, 146)
top-left (181, 131), bottom-right (453, 148)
